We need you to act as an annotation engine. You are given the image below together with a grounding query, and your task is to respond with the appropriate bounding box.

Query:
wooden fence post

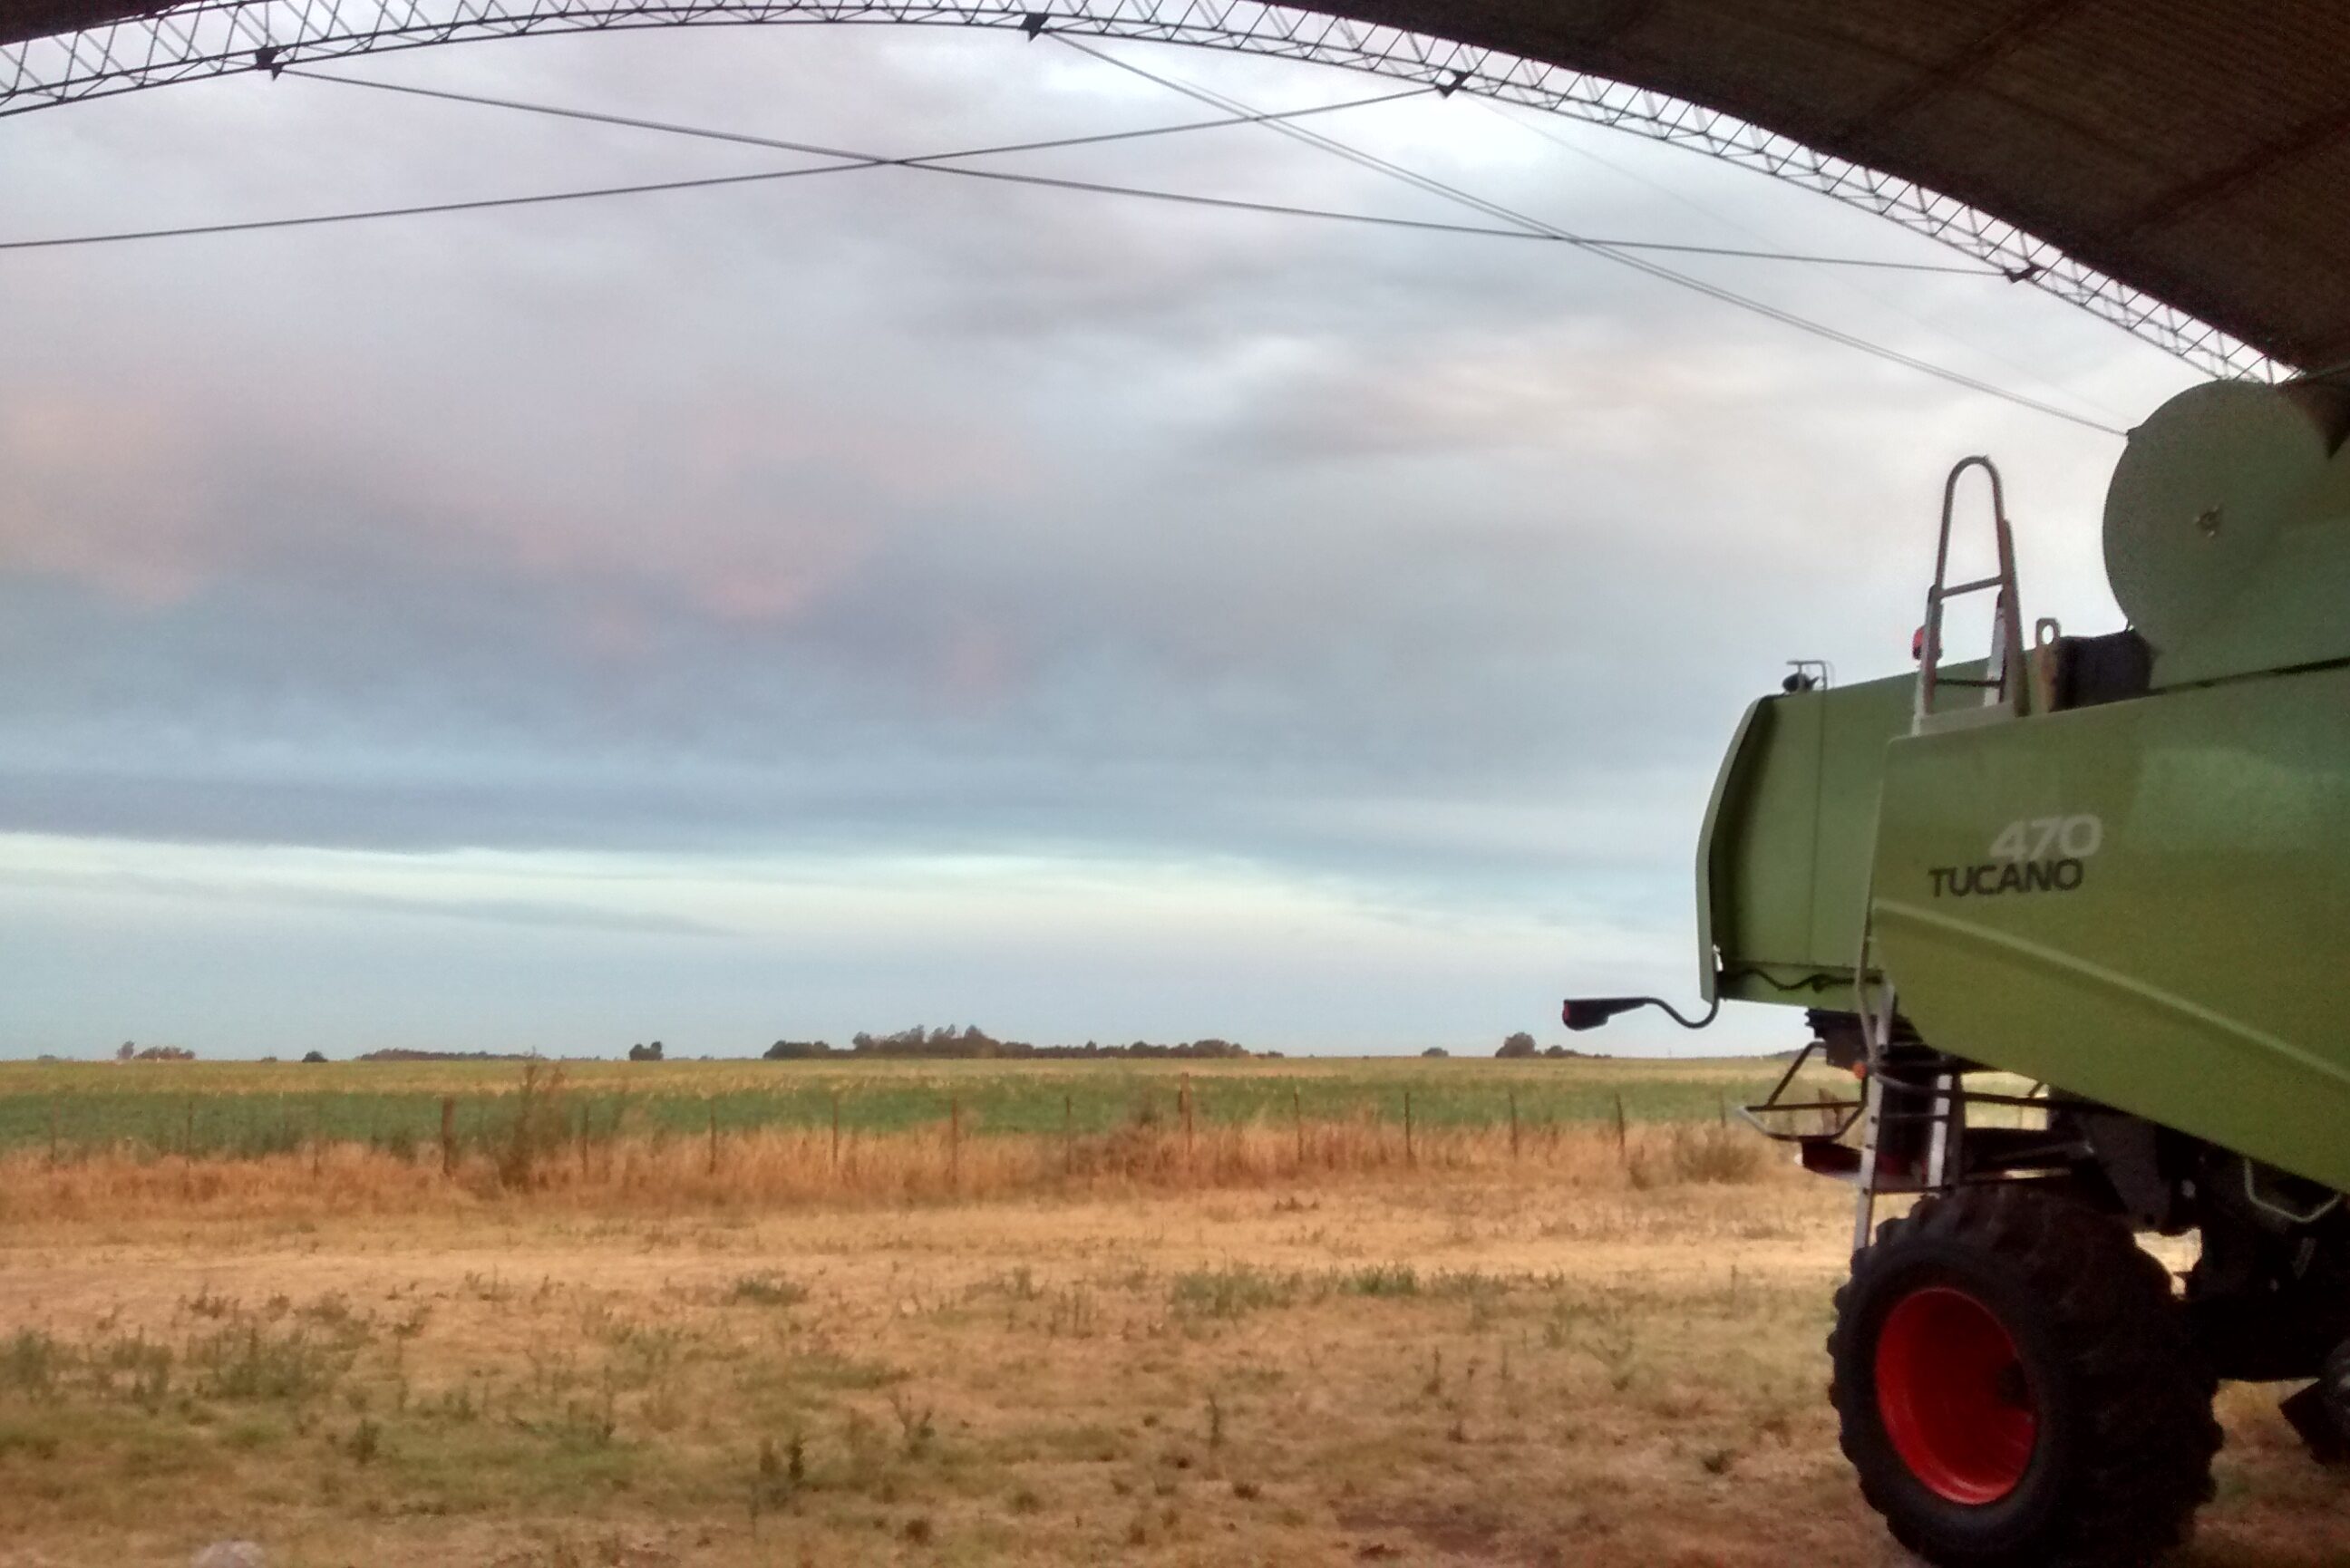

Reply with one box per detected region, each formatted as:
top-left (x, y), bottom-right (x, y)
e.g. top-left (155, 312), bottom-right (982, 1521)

top-left (1613, 1091), bottom-right (1628, 1165)
top-left (1403, 1089), bottom-right (1415, 1166)
top-left (1292, 1085), bottom-right (1305, 1170)
top-left (706, 1100), bottom-right (719, 1176)
top-left (440, 1097), bottom-right (457, 1177)
top-left (184, 1099), bottom-right (197, 1159)
top-left (1508, 1089), bottom-right (1520, 1162)
top-left (1063, 1091), bottom-right (1074, 1176)
top-left (1181, 1073), bottom-right (1195, 1169)
top-left (949, 1093), bottom-right (962, 1190)
top-left (830, 1087), bottom-right (841, 1174)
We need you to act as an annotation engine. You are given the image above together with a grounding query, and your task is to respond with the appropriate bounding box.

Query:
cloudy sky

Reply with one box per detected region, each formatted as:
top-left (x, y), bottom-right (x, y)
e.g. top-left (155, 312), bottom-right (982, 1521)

top-left (0, 24), bottom-right (2204, 1059)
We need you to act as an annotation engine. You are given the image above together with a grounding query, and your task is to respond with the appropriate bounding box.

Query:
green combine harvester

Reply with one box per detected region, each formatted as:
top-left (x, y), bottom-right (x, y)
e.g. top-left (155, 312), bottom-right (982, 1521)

top-left (1568, 374), bottom-right (2350, 1567)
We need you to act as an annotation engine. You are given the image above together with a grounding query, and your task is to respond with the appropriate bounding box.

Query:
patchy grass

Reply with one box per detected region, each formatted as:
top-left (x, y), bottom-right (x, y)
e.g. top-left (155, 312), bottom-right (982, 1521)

top-left (725, 1272), bottom-right (807, 1309)
top-left (1336, 1263), bottom-right (1422, 1298)
top-left (1170, 1266), bottom-right (1296, 1320)
top-left (0, 1168), bottom-right (2339, 1566)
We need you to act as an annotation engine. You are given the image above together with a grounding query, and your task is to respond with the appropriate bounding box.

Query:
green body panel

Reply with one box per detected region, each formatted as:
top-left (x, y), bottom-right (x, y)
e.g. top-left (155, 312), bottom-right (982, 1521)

top-left (1868, 663), bottom-right (2350, 1192)
top-left (1697, 378), bottom-right (2350, 1192)
top-left (1691, 696), bottom-right (1762, 1004)
top-left (1699, 672), bottom-right (1917, 1010)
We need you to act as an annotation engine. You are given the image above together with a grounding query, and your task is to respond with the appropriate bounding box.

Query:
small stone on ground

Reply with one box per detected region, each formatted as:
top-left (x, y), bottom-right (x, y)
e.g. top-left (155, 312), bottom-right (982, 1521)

top-left (190, 1544), bottom-right (265, 1568)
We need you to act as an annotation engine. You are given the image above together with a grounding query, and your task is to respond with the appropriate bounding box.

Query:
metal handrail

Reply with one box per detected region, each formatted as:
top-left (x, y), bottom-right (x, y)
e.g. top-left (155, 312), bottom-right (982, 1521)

top-left (1916, 455), bottom-right (2027, 730)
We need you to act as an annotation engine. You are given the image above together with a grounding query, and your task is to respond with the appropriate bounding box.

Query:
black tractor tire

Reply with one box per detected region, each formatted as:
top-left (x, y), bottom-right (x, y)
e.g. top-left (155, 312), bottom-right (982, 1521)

top-left (1829, 1183), bottom-right (2221, 1568)
top-left (2283, 1337), bottom-right (2350, 1466)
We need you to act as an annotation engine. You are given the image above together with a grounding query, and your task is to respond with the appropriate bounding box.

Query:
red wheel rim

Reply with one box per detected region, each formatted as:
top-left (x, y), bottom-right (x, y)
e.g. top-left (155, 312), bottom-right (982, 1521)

top-left (1875, 1284), bottom-right (2038, 1505)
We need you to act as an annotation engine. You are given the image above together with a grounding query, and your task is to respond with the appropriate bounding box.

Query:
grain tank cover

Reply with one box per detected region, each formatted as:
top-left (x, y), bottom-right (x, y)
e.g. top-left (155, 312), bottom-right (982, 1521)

top-left (2104, 380), bottom-right (2350, 689)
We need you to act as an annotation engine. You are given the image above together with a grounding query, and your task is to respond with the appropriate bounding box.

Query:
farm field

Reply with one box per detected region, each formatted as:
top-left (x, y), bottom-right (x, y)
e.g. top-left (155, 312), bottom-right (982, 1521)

top-left (1, 1059), bottom-right (2344, 1566)
top-left (4, 1170), bottom-right (2348, 1566)
top-left (0, 1056), bottom-right (1820, 1162)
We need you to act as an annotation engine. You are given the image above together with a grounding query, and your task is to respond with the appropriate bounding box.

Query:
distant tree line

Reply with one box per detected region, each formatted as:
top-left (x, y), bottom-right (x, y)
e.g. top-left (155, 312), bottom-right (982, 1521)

top-left (762, 1025), bottom-right (1254, 1061)
top-left (1494, 1031), bottom-right (1599, 1060)
top-left (74, 1029), bottom-right (1590, 1066)
top-left (114, 1041), bottom-right (195, 1061)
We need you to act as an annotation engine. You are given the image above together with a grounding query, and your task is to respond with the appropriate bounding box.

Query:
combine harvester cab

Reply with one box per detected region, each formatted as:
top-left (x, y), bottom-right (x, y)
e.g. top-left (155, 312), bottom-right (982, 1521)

top-left (1571, 375), bottom-right (2350, 1568)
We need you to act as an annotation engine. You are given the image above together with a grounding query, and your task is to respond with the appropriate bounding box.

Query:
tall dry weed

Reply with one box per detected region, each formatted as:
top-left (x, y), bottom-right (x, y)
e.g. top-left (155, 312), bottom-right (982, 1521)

top-left (494, 1061), bottom-right (580, 1189)
top-left (1627, 1124), bottom-right (1769, 1189)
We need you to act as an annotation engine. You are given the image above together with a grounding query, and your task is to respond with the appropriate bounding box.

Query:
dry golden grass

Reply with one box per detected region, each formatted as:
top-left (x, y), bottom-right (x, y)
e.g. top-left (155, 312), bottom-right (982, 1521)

top-left (2, 1149), bottom-right (2344, 1567)
top-left (0, 1115), bottom-right (1768, 1224)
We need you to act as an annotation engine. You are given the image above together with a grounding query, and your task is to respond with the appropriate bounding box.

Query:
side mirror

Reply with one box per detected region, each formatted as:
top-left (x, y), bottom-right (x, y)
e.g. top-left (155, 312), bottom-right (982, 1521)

top-left (1561, 997), bottom-right (1651, 1032)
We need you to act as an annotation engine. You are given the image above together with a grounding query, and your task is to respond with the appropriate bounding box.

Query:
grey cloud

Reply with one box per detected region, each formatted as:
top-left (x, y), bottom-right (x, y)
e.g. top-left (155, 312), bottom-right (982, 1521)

top-left (0, 23), bottom-right (2197, 1048)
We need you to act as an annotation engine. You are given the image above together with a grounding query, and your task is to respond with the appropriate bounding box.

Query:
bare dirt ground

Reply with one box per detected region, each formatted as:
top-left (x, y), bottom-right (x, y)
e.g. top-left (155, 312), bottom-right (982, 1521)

top-left (2, 1173), bottom-right (2345, 1567)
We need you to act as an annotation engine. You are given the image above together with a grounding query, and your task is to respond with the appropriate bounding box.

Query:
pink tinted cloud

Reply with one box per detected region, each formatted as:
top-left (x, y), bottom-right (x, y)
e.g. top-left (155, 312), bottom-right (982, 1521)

top-left (0, 391), bottom-right (221, 606)
top-left (936, 616), bottom-right (1020, 711)
top-left (384, 391), bottom-right (1036, 630)
top-left (0, 374), bottom-right (1042, 641)
top-left (685, 395), bottom-right (1039, 511)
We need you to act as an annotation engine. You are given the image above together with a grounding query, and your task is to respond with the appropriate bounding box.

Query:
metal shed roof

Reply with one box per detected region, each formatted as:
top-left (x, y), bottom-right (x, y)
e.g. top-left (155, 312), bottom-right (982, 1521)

top-left (7, 0), bottom-right (2345, 375)
top-left (1312, 2), bottom-right (2350, 377)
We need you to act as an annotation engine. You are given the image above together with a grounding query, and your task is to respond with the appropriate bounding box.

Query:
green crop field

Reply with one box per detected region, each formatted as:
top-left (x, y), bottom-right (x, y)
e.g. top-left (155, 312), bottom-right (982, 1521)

top-left (0, 1054), bottom-right (1822, 1160)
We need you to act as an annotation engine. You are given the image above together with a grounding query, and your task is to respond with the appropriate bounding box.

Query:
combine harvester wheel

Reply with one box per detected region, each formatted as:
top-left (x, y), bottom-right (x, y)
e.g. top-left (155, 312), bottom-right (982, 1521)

top-left (1829, 1186), bottom-right (2220, 1568)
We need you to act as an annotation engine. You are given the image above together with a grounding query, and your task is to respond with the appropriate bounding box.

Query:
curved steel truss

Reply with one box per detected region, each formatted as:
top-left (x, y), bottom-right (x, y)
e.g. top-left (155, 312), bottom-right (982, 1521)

top-left (0, 0), bottom-right (2276, 382)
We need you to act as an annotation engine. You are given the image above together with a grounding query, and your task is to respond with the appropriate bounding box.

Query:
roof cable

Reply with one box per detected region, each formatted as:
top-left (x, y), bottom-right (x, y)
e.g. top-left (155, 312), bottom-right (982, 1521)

top-left (1053, 34), bottom-right (2123, 436)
